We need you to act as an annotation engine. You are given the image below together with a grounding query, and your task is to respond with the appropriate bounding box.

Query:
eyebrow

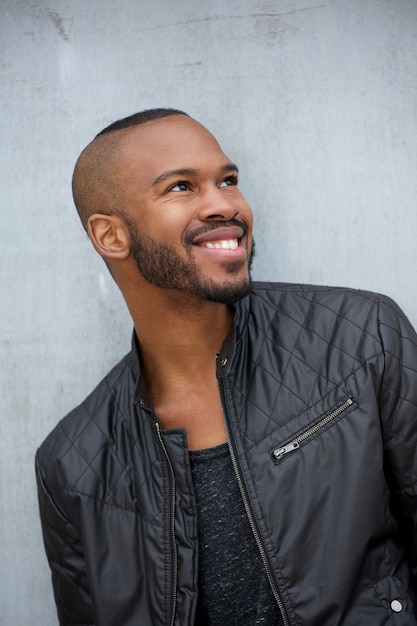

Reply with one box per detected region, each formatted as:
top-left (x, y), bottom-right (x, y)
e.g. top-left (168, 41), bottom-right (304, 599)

top-left (151, 163), bottom-right (239, 187)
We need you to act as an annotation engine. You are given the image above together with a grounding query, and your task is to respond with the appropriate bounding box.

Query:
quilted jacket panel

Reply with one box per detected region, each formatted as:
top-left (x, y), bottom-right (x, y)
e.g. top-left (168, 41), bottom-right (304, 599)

top-left (36, 282), bottom-right (417, 625)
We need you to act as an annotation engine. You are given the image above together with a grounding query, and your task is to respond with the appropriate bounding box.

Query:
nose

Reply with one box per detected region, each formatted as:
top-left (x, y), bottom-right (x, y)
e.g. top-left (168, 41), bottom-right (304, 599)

top-left (197, 185), bottom-right (240, 222)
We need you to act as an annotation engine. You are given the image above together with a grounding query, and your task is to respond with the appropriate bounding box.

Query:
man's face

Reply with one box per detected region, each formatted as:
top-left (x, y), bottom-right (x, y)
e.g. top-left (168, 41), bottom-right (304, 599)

top-left (117, 115), bottom-right (254, 304)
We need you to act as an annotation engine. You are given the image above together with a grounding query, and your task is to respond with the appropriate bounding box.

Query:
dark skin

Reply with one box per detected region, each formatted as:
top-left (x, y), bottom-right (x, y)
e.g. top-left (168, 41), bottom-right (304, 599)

top-left (80, 116), bottom-right (254, 449)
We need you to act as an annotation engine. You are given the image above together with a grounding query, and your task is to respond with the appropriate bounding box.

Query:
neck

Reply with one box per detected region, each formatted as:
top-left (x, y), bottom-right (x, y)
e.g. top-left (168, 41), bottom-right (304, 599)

top-left (128, 285), bottom-right (234, 384)
top-left (116, 273), bottom-right (238, 448)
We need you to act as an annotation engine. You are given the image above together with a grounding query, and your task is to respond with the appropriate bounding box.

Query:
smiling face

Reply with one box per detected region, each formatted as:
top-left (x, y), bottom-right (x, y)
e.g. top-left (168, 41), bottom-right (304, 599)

top-left (91, 115), bottom-right (254, 304)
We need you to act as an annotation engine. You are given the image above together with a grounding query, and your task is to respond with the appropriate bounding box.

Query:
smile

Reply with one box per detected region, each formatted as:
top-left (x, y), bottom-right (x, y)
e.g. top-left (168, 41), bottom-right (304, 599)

top-left (202, 239), bottom-right (239, 250)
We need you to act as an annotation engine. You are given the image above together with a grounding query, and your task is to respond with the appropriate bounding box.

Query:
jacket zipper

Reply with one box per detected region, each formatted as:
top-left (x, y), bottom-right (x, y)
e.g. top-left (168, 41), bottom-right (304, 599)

top-left (218, 377), bottom-right (291, 626)
top-left (273, 397), bottom-right (354, 461)
top-left (155, 422), bottom-right (178, 626)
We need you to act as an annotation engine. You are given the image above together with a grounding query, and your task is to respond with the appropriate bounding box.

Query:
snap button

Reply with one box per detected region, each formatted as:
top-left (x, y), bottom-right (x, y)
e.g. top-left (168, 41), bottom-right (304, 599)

top-left (221, 357), bottom-right (228, 367)
top-left (391, 599), bottom-right (403, 613)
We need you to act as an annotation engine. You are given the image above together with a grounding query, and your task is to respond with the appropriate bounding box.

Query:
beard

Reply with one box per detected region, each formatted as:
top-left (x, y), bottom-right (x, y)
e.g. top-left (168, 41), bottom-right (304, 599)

top-left (127, 221), bottom-right (255, 305)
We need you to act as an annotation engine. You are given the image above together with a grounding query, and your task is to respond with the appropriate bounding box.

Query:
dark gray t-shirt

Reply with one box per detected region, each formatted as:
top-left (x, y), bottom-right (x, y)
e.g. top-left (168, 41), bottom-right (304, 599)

top-left (189, 443), bottom-right (282, 626)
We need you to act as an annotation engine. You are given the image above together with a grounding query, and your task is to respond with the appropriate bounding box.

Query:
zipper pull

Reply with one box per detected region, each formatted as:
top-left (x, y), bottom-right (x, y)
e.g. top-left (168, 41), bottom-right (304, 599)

top-left (273, 441), bottom-right (300, 460)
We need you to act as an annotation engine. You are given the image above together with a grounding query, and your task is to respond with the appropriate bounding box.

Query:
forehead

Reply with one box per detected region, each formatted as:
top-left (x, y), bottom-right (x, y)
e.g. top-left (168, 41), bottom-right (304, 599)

top-left (116, 116), bottom-right (232, 182)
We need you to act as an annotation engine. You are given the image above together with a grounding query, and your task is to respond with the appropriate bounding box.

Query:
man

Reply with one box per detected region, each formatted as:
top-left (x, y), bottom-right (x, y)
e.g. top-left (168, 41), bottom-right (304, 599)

top-left (36, 108), bottom-right (417, 625)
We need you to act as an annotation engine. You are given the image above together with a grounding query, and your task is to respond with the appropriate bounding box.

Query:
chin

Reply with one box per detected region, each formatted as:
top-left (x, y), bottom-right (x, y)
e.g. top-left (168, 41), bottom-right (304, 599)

top-left (197, 276), bottom-right (252, 305)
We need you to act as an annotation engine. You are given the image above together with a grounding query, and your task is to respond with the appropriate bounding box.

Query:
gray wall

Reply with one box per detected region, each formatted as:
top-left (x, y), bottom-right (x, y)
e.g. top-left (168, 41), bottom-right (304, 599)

top-left (1, 1), bottom-right (416, 623)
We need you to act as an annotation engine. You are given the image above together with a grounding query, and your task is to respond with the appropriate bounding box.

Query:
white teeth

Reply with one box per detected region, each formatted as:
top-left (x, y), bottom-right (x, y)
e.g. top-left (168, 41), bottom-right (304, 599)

top-left (204, 239), bottom-right (238, 250)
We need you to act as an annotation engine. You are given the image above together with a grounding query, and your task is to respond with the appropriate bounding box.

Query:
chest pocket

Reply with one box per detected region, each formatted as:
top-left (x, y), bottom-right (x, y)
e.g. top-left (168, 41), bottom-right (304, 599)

top-left (271, 396), bottom-right (356, 464)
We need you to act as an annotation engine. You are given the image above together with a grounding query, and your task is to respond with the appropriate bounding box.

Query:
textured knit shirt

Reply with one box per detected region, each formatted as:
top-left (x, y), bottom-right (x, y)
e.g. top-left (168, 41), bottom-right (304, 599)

top-left (189, 443), bottom-right (282, 626)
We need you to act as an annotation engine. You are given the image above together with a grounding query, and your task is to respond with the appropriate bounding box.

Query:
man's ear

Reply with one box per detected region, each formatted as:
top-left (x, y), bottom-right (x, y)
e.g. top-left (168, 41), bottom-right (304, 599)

top-left (87, 213), bottom-right (131, 260)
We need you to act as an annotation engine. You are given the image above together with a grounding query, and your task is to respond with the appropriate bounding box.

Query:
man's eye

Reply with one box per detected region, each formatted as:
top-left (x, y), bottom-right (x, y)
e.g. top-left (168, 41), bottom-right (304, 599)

top-left (169, 181), bottom-right (189, 192)
top-left (219, 176), bottom-right (238, 188)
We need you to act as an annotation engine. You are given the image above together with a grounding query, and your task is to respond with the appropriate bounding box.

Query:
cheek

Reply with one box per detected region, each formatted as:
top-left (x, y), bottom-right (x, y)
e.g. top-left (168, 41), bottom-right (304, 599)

top-left (140, 211), bottom-right (189, 244)
top-left (242, 203), bottom-right (254, 231)
top-left (235, 190), bottom-right (253, 221)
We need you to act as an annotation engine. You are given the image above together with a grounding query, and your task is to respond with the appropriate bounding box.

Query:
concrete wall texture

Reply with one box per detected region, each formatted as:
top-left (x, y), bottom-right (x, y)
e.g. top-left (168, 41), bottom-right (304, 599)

top-left (1, 0), bottom-right (416, 623)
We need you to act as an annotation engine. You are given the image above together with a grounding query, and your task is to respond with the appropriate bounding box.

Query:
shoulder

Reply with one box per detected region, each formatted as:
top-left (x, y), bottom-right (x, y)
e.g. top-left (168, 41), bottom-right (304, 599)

top-left (249, 280), bottom-right (381, 306)
top-left (248, 281), bottom-right (402, 322)
top-left (35, 350), bottom-right (137, 490)
top-left (244, 282), bottom-right (416, 349)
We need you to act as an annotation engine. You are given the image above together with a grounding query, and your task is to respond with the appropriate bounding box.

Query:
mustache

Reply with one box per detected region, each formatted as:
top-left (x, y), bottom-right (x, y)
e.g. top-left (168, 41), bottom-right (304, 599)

top-left (184, 218), bottom-right (248, 245)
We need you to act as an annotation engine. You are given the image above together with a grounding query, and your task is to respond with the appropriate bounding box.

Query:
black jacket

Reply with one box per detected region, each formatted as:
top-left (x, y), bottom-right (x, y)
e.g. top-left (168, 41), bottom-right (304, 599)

top-left (36, 283), bottom-right (417, 625)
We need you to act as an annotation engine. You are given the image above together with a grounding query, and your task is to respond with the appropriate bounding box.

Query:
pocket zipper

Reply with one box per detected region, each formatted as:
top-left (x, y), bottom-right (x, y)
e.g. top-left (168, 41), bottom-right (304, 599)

top-left (273, 397), bottom-right (355, 461)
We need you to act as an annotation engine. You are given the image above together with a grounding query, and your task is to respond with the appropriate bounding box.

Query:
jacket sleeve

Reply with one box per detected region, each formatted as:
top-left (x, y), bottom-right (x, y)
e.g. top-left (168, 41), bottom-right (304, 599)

top-left (378, 295), bottom-right (417, 576)
top-left (35, 451), bottom-right (95, 626)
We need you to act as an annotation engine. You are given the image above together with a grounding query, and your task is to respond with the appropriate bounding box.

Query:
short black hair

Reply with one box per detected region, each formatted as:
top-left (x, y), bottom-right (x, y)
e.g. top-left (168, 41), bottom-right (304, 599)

top-left (95, 108), bottom-right (190, 137)
top-left (73, 108), bottom-right (191, 229)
